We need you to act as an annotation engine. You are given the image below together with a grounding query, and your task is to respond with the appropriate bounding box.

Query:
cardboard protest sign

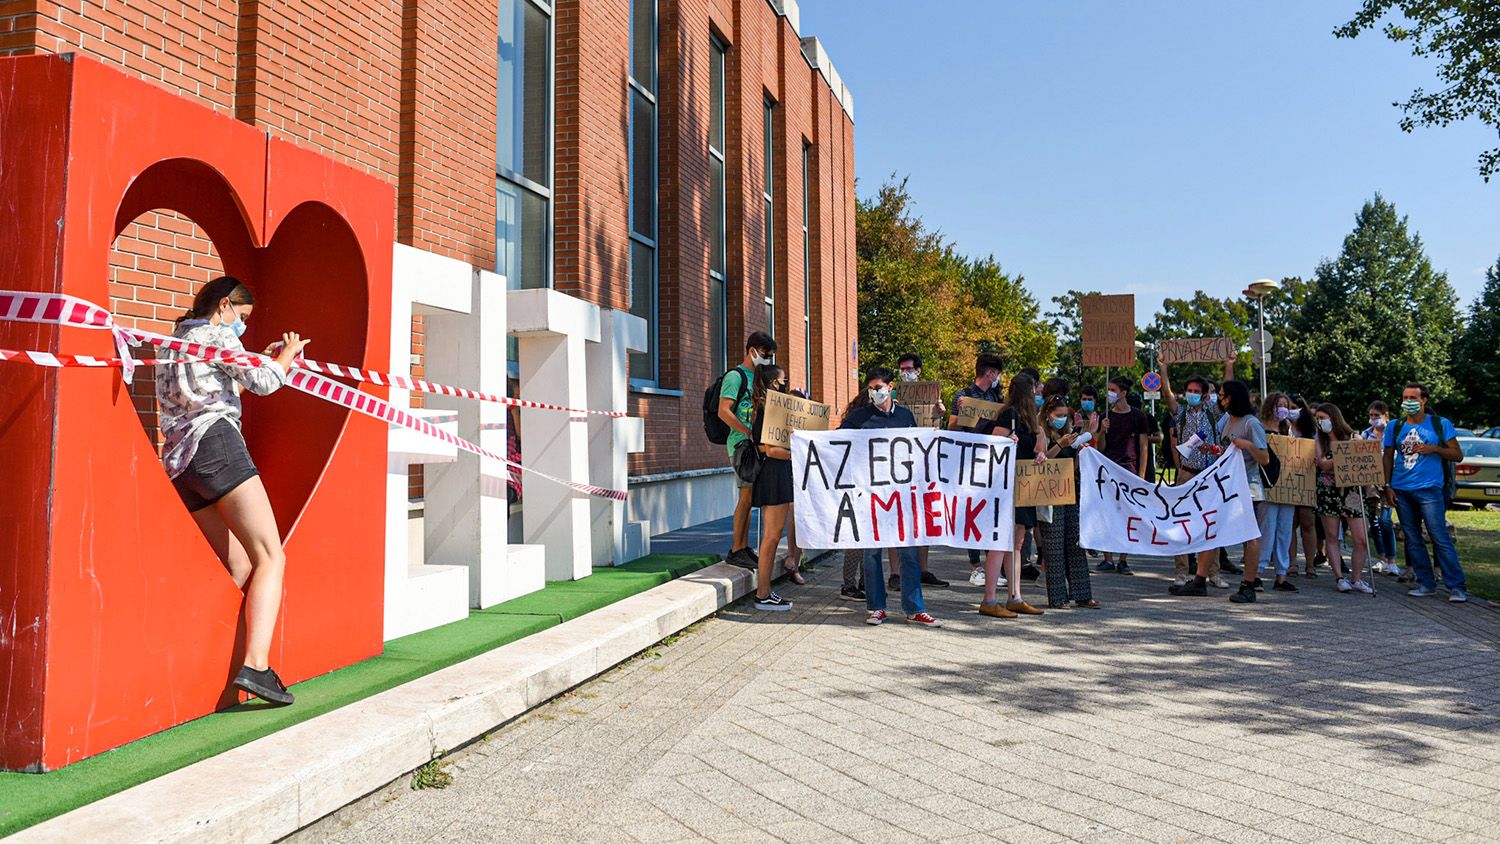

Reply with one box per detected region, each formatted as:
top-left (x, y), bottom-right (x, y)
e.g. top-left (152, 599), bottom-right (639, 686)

top-left (759, 391), bottom-right (831, 449)
top-left (1332, 439), bottom-right (1383, 487)
top-left (1081, 294), bottom-right (1136, 367)
top-left (791, 429), bottom-right (1017, 550)
top-left (953, 396), bottom-right (1004, 429)
top-left (891, 380), bottom-right (941, 405)
top-left (908, 403), bottom-right (946, 429)
top-left (1016, 458), bottom-right (1076, 506)
top-left (1078, 447), bottom-right (1258, 554)
top-left (1264, 434), bottom-right (1316, 508)
top-left (1159, 337), bottom-right (1235, 365)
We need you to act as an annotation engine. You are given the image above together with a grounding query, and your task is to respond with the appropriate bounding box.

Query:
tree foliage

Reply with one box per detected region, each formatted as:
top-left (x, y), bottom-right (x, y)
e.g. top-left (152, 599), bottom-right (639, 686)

top-left (1336, 1), bottom-right (1500, 180)
top-left (1450, 255), bottom-right (1500, 425)
top-left (856, 178), bottom-right (1055, 396)
top-left (1277, 194), bottom-right (1462, 414)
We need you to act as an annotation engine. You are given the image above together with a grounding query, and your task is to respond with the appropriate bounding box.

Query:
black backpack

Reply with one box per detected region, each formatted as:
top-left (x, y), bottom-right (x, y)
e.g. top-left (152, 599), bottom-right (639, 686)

top-left (703, 367), bottom-right (749, 445)
top-left (1389, 412), bottom-right (1458, 504)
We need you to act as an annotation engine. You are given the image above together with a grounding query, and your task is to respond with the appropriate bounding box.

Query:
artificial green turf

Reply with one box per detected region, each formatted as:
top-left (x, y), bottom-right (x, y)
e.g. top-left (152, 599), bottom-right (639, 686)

top-left (0, 552), bottom-right (719, 836)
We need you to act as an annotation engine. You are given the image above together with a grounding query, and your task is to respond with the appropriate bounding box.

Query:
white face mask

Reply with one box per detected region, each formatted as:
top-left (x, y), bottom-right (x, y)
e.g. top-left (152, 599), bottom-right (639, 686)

top-left (1287, 409), bottom-right (1301, 420)
top-left (751, 351), bottom-right (772, 367)
top-left (1317, 418), bottom-right (1333, 433)
top-left (899, 370), bottom-right (919, 382)
top-left (869, 386), bottom-right (891, 406)
top-left (1106, 390), bottom-right (1119, 405)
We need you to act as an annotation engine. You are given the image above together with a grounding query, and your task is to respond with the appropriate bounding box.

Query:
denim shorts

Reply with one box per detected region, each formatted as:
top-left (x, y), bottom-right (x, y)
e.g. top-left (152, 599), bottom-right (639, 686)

top-left (172, 420), bottom-right (259, 512)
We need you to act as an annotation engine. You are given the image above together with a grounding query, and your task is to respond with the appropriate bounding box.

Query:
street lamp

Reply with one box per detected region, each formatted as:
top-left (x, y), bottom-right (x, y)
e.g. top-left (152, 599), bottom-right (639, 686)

top-left (1242, 278), bottom-right (1280, 398)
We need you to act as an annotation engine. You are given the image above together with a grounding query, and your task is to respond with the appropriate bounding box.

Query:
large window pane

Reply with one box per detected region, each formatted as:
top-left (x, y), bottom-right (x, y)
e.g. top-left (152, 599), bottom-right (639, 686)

top-left (631, 92), bottom-right (655, 239)
top-left (631, 0), bottom-right (656, 94)
top-left (709, 40), bottom-right (725, 152)
top-left (629, 240), bottom-right (655, 381)
top-left (498, 180), bottom-right (548, 290)
top-left (709, 155), bottom-right (725, 275)
top-left (710, 278), bottom-right (726, 373)
top-left (522, 1), bottom-right (549, 185)
top-left (499, 0), bottom-right (549, 185)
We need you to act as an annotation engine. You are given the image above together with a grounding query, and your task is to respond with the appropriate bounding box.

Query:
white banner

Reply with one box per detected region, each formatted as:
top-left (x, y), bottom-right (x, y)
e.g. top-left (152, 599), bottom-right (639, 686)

top-left (1078, 447), bottom-right (1260, 554)
top-left (791, 428), bottom-right (1017, 550)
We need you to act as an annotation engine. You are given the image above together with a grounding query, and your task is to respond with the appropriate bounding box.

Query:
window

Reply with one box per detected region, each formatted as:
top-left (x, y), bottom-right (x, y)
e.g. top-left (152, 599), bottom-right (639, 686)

top-left (708, 37), bottom-right (728, 374)
top-left (801, 141), bottom-right (812, 389)
top-left (628, 0), bottom-right (659, 384)
top-left (762, 96), bottom-right (775, 339)
top-left (497, 0), bottom-right (552, 292)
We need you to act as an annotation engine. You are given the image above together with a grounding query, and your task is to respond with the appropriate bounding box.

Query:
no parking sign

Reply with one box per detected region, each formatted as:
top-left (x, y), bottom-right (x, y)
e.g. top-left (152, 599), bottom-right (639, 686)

top-left (1141, 371), bottom-right (1161, 392)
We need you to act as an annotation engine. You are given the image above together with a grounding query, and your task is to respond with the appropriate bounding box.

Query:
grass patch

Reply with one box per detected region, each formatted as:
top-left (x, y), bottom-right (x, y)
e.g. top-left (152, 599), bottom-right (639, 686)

top-left (409, 757), bottom-right (453, 791)
top-left (0, 552), bottom-right (719, 836)
top-left (1449, 509), bottom-right (1500, 601)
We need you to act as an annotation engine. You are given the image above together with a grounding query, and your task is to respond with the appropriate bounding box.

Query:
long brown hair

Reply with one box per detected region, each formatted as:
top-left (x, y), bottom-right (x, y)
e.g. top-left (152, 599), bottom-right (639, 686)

top-left (752, 364), bottom-right (785, 410)
top-left (1041, 395), bottom-right (1072, 445)
top-left (1259, 391), bottom-right (1288, 434)
top-left (178, 276), bottom-right (254, 325)
top-left (1001, 372), bottom-right (1041, 435)
top-left (1316, 402), bottom-right (1356, 446)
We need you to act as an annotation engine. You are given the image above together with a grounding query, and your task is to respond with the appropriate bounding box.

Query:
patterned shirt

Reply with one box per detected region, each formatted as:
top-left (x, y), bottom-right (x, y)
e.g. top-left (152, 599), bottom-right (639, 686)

top-left (1174, 406), bottom-right (1221, 471)
top-left (155, 320), bottom-right (286, 478)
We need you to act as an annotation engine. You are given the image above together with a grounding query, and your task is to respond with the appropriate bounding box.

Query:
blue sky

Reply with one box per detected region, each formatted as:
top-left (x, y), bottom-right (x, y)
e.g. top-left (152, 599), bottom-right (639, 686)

top-left (800, 1), bottom-right (1500, 324)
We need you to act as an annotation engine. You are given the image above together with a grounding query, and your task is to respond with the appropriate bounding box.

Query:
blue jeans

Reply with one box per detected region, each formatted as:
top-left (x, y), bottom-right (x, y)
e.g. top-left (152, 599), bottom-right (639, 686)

top-left (1258, 502), bottom-right (1295, 577)
top-left (1371, 504), bottom-right (1396, 559)
top-left (864, 547), bottom-right (925, 615)
top-left (1392, 486), bottom-right (1464, 591)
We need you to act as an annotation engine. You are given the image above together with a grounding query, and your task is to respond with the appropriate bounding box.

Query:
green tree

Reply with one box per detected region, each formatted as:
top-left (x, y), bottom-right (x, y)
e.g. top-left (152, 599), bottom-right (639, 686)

top-left (1451, 255), bottom-right (1500, 426)
top-left (1277, 194), bottom-right (1462, 412)
top-left (1336, 2), bottom-right (1500, 180)
top-left (857, 177), bottom-right (1055, 399)
top-left (1142, 292), bottom-right (1253, 387)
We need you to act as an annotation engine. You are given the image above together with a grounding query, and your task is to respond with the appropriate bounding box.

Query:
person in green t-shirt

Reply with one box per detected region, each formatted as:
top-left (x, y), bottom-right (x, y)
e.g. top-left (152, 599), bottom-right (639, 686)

top-left (718, 331), bottom-right (777, 567)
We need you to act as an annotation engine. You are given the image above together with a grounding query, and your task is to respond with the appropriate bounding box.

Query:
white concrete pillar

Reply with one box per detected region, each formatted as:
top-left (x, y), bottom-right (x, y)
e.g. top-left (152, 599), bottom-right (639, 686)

top-left (587, 309), bottom-right (648, 566)
top-left (509, 289), bottom-right (601, 581)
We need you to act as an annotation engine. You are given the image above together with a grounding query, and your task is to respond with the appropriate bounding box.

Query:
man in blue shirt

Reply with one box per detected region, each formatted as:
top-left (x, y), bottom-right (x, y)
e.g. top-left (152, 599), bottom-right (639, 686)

top-left (842, 367), bottom-right (942, 628)
top-left (1383, 383), bottom-right (1468, 602)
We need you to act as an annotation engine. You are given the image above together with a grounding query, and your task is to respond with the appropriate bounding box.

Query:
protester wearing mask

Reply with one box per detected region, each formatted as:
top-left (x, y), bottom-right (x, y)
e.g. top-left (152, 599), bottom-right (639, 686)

top-left (746, 365), bottom-right (796, 612)
top-left (1077, 384), bottom-right (1104, 560)
top-left (1362, 401), bottom-right (1400, 577)
top-left (1097, 376), bottom-right (1149, 576)
top-left (949, 353), bottom-right (1006, 586)
top-left (979, 374), bottom-right (1046, 619)
top-left (843, 368), bottom-right (943, 627)
top-left (1163, 371), bottom-right (1229, 588)
top-left (886, 354), bottom-right (951, 592)
top-left (1286, 395), bottom-right (1322, 579)
top-left (1015, 367), bottom-right (1045, 578)
top-left (718, 332), bottom-right (778, 570)
top-left (1313, 403), bottom-right (1374, 594)
top-left (1040, 396), bottom-right (1099, 609)
top-left (1257, 393), bottom-right (1298, 592)
top-left (1169, 380), bottom-right (1269, 603)
top-left (1383, 384), bottom-right (1468, 602)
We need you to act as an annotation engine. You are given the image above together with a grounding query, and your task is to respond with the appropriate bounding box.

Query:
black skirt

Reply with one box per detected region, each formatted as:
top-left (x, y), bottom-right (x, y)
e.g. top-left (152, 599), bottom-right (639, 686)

top-left (752, 457), bottom-right (794, 507)
top-left (1014, 505), bottom-right (1038, 529)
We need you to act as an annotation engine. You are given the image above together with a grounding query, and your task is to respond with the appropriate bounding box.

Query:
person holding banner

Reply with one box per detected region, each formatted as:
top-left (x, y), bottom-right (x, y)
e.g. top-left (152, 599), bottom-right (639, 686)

top-left (1040, 396), bottom-right (1098, 609)
top-left (1362, 402), bottom-right (1400, 577)
top-left (1313, 404), bottom-right (1374, 594)
top-left (1258, 394), bottom-right (1299, 592)
top-left (1097, 376), bottom-right (1149, 576)
top-left (1169, 381), bottom-right (1269, 603)
top-left (748, 365), bottom-right (796, 612)
top-left (950, 353), bottom-right (1006, 587)
top-left (158, 276), bottom-right (310, 705)
top-left (1162, 371), bottom-right (1228, 588)
top-left (890, 353), bottom-right (950, 591)
top-left (979, 374), bottom-right (1046, 619)
top-left (842, 367), bottom-right (943, 627)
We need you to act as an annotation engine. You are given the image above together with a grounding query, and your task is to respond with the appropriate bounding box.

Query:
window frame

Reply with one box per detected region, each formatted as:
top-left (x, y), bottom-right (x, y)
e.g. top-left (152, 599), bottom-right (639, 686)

top-left (708, 35), bottom-right (729, 374)
top-left (801, 140), bottom-right (812, 390)
top-left (627, 0), bottom-right (661, 387)
top-left (762, 95), bottom-right (776, 340)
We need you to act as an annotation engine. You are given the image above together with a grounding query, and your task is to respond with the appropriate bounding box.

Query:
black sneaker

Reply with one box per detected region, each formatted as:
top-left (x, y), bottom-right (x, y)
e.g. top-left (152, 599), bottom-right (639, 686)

top-left (725, 548), bottom-right (756, 569)
top-left (1021, 564), bottom-right (1041, 582)
top-left (919, 571), bottom-right (949, 588)
top-left (1220, 559), bottom-right (1243, 575)
top-left (1273, 578), bottom-right (1299, 592)
top-left (840, 585), bottom-right (866, 601)
top-left (234, 665), bottom-right (294, 705)
top-left (1096, 561), bottom-right (1117, 572)
top-left (754, 591), bottom-right (792, 612)
top-left (1169, 579), bottom-right (1208, 596)
top-left (1251, 577), bottom-right (1265, 591)
top-left (1116, 562), bottom-right (1135, 576)
top-left (1229, 582), bottom-right (1257, 604)
top-left (887, 574), bottom-right (900, 590)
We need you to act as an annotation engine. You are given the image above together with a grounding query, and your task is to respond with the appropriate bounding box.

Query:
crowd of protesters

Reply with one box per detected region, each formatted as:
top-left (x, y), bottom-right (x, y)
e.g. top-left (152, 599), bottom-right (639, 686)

top-left (714, 334), bottom-right (1475, 626)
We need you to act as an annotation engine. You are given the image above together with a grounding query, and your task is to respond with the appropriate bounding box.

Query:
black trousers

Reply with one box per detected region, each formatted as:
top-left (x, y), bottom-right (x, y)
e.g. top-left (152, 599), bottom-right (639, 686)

top-left (1042, 504), bottom-right (1092, 606)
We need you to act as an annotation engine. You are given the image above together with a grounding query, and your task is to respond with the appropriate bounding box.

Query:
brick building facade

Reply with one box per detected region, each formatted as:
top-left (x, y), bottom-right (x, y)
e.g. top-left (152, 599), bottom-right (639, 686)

top-left (1, 0), bottom-right (857, 536)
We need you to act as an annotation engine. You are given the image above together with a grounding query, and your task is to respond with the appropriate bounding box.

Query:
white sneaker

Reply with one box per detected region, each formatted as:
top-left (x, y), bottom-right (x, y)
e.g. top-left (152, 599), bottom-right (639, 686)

top-left (996, 575), bottom-right (1009, 588)
top-left (1351, 579), bottom-right (1375, 594)
top-left (968, 569), bottom-right (985, 586)
top-left (1337, 578), bottom-right (1352, 593)
top-left (1209, 575), bottom-right (1230, 589)
top-left (1387, 565), bottom-right (1404, 578)
top-left (1173, 574), bottom-right (1188, 587)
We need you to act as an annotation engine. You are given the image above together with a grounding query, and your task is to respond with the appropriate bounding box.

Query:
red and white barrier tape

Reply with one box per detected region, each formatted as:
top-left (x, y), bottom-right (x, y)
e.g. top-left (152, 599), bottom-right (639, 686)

top-left (0, 290), bottom-right (627, 501)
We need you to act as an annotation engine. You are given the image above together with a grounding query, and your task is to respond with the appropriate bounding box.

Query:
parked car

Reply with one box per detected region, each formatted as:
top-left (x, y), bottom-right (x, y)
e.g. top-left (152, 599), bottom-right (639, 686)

top-left (1454, 437), bottom-right (1500, 505)
top-left (1453, 427), bottom-right (1475, 438)
top-left (1480, 426), bottom-right (1500, 439)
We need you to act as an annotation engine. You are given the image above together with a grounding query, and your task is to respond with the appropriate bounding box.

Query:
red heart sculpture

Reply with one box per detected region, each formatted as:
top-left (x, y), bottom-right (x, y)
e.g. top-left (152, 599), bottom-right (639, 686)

top-left (0, 55), bottom-right (391, 771)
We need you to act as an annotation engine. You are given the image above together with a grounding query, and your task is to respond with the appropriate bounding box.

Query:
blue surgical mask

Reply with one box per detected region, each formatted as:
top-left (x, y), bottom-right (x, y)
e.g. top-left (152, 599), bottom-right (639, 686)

top-left (223, 309), bottom-right (248, 338)
top-left (1106, 390), bottom-right (1119, 405)
top-left (1034, 394), bottom-right (1044, 407)
top-left (1081, 400), bottom-right (1095, 412)
top-left (1050, 416), bottom-right (1068, 430)
top-left (1185, 393), bottom-right (1202, 407)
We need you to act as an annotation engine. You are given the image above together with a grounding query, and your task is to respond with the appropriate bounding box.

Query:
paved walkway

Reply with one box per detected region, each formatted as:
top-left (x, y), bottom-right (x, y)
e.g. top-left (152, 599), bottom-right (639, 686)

top-left (299, 549), bottom-right (1500, 843)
